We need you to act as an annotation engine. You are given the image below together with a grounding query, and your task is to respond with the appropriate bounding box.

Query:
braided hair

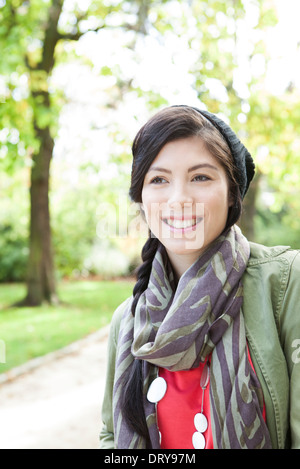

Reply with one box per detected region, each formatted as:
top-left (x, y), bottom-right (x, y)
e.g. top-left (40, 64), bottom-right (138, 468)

top-left (120, 235), bottom-right (158, 446)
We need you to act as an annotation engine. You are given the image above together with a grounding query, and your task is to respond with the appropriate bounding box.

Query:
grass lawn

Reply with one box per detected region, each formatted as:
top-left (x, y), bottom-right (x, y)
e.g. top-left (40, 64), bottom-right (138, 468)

top-left (0, 279), bottom-right (134, 374)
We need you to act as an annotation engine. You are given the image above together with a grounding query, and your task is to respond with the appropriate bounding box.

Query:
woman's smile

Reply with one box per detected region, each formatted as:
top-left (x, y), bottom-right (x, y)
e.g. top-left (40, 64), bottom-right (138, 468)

top-left (162, 216), bottom-right (203, 232)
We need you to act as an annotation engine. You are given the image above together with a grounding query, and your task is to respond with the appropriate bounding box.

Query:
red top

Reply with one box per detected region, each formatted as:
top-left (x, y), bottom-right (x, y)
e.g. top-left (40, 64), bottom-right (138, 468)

top-left (157, 350), bottom-right (266, 449)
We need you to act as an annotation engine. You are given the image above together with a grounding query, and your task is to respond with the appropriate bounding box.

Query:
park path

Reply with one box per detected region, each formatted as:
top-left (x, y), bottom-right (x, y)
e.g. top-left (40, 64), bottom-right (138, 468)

top-left (0, 327), bottom-right (109, 449)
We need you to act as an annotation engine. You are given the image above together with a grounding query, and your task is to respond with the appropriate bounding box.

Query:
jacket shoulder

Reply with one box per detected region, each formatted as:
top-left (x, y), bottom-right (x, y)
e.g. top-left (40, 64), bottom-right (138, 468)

top-left (248, 241), bottom-right (300, 266)
top-left (248, 242), bottom-right (300, 272)
top-left (244, 241), bottom-right (300, 334)
top-left (246, 242), bottom-right (300, 300)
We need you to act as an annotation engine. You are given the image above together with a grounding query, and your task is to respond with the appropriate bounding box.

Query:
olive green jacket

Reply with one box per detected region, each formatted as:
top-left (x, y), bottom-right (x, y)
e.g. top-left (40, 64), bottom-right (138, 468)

top-left (100, 242), bottom-right (300, 449)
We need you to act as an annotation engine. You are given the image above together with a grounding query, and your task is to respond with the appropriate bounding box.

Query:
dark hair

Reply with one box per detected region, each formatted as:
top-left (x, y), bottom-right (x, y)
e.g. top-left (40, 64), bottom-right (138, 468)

top-left (121, 105), bottom-right (243, 445)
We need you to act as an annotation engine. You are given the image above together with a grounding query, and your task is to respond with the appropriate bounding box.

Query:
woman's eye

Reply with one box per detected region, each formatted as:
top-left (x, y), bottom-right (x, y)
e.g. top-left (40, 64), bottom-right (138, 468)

top-left (150, 176), bottom-right (167, 184)
top-left (193, 175), bottom-right (210, 182)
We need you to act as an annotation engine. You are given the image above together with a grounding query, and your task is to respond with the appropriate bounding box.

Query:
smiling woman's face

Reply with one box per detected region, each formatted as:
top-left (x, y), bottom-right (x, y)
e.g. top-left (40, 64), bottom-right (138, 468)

top-left (141, 136), bottom-right (232, 277)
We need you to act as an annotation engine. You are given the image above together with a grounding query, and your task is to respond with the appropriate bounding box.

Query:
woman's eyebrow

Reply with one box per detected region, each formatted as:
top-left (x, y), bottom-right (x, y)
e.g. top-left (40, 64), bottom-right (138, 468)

top-left (188, 163), bottom-right (218, 172)
top-left (148, 163), bottom-right (218, 173)
top-left (148, 166), bottom-right (172, 174)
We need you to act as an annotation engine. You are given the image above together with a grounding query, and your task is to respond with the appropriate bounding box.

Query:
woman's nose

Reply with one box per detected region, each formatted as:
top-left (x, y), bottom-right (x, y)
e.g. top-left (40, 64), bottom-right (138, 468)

top-left (168, 184), bottom-right (193, 209)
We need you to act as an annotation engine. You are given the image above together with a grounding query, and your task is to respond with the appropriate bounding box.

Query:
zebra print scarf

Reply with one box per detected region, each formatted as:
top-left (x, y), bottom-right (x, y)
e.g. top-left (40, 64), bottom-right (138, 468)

top-left (113, 226), bottom-right (272, 449)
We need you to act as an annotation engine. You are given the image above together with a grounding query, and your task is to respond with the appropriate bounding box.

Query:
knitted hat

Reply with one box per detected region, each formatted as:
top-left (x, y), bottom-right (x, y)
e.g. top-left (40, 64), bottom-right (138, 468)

top-left (193, 107), bottom-right (255, 199)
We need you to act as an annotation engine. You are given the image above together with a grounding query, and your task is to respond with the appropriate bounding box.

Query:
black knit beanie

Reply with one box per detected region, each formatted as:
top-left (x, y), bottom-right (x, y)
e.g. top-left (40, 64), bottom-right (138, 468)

top-left (172, 105), bottom-right (255, 199)
top-left (192, 107), bottom-right (255, 199)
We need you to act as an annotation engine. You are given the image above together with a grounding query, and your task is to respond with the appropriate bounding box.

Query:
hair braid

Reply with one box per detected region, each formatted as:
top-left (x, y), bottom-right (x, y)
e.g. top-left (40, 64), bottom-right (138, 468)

top-left (120, 234), bottom-right (159, 446)
top-left (131, 234), bottom-right (159, 316)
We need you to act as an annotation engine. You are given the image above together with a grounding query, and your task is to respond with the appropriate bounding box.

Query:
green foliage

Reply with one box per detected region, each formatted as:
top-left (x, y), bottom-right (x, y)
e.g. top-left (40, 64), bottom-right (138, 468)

top-left (0, 225), bottom-right (28, 282)
top-left (0, 0), bottom-right (133, 172)
top-left (0, 0), bottom-right (43, 169)
top-left (0, 171), bottom-right (29, 281)
top-left (51, 184), bottom-right (101, 278)
top-left (255, 207), bottom-right (300, 250)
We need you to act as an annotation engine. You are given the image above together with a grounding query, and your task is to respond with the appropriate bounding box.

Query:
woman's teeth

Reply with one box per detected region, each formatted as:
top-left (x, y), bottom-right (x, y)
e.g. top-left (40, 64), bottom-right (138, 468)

top-left (163, 218), bottom-right (201, 229)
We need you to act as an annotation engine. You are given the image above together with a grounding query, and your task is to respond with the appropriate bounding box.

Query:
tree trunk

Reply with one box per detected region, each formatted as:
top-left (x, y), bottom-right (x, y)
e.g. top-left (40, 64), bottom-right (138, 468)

top-left (22, 124), bottom-right (58, 306)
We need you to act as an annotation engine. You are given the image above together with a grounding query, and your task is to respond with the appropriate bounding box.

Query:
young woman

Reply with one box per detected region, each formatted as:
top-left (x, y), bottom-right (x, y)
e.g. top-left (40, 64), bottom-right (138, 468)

top-left (99, 105), bottom-right (300, 449)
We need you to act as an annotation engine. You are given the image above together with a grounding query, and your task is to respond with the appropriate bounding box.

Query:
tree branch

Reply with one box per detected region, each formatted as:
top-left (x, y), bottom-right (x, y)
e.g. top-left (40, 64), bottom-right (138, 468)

top-left (57, 25), bottom-right (105, 42)
top-left (57, 21), bottom-right (146, 43)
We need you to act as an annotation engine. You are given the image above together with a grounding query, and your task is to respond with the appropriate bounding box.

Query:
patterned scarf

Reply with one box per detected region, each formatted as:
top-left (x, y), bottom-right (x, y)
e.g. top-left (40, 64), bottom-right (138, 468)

top-left (113, 226), bottom-right (272, 449)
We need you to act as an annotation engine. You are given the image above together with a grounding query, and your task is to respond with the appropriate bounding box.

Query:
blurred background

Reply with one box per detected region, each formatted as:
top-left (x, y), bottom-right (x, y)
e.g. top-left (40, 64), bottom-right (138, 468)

top-left (0, 0), bottom-right (300, 448)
